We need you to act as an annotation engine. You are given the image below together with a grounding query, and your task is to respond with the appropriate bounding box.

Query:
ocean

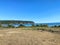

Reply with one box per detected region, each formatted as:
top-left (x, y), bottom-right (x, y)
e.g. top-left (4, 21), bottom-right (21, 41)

top-left (36, 23), bottom-right (60, 27)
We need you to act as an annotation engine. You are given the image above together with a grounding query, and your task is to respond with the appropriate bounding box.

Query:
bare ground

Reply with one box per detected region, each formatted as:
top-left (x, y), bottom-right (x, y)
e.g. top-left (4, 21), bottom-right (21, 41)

top-left (0, 28), bottom-right (60, 45)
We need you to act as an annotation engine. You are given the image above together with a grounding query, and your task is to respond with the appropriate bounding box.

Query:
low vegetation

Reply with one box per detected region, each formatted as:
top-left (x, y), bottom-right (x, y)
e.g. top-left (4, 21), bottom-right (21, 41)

top-left (0, 24), bottom-right (60, 45)
top-left (52, 25), bottom-right (60, 28)
top-left (35, 24), bottom-right (48, 27)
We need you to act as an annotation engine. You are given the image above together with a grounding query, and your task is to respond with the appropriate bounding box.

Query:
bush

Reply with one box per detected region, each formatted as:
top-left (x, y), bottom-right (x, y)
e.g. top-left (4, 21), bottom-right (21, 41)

top-left (35, 24), bottom-right (48, 27)
top-left (31, 24), bottom-right (35, 27)
top-left (8, 24), bottom-right (15, 28)
top-left (58, 25), bottom-right (60, 27)
top-left (18, 24), bottom-right (25, 28)
top-left (52, 25), bottom-right (60, 28)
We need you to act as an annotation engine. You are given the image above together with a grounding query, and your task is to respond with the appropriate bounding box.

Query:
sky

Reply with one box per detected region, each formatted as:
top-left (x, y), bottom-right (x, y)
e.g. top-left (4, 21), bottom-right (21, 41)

top-left (0, 0), bottom-right (60, 23)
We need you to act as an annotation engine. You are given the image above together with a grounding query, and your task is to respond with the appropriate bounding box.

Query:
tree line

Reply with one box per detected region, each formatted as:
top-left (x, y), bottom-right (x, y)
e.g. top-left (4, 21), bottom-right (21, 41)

top-left (0, 23), bottom-right (60, 28)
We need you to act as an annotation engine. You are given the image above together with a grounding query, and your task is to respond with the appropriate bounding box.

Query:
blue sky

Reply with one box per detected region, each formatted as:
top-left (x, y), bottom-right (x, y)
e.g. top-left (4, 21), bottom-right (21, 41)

top-left (0, 0), bottom-right (60, 23)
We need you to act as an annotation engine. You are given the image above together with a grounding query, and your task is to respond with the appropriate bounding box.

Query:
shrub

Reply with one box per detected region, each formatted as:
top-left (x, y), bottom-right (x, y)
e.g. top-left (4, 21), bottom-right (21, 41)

top-left (38, 24), bottom-right (48, 27)
top-left (8, 24), bottom-right (15, 28)
top-left (52, 25), bottom-right (60, 28)
top-left (18, 24), bottom-right (25, 28)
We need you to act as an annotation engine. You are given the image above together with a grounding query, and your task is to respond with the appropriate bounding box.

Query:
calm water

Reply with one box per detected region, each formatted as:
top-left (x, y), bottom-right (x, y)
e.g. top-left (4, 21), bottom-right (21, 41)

top-left (36, 23), bottom-right (60, 27)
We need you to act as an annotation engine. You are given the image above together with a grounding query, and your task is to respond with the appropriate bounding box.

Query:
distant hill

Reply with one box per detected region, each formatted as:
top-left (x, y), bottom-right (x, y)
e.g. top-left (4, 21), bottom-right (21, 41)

top-left (0, 20), bottom-right (34, 24)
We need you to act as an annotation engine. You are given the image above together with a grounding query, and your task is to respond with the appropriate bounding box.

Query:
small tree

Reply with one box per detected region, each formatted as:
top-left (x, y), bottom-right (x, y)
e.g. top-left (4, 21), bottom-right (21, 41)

top-left (58, 25), bottom-right (60, 27)
top-left (31, 24), bottom-right (35, 27)
top-left (8, 24), bottom-right (14, 28)
top-left (36, 24), bottom-right (40, 27)
top-left (55, 25), bottom-right (57, 27)
top-left (0, 24), bottom-right (1, 28)
top-left (42, 24), bottom-right (48, 27)
top-left (18, 24), bottom-right (25, 28)
top-left (37, 24), bottom-right (48, 27)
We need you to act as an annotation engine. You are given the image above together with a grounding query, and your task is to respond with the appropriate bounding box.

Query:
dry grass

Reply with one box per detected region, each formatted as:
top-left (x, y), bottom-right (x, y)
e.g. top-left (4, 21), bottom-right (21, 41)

top-left (0, 28), bottom-right (60, 45)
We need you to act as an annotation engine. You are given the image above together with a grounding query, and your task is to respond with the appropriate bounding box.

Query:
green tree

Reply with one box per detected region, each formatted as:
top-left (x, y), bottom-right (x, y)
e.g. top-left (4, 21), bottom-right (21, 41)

top-left (8, 24), bottom-right (14, 28)
top-left (36, 24), bottom-right (48, 27)
top-left (58, 25), bottom-right (60, 27)
top-left (31, 24), bottom-right (35, 27)
top-left (18, 24), bottom-right (25, 28)
top-left (0, 24), bottom-right (1, 28)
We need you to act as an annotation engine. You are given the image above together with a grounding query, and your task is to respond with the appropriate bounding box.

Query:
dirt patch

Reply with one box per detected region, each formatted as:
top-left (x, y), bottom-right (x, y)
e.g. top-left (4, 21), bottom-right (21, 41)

top-left (0, 28), bottom-right (60, 45)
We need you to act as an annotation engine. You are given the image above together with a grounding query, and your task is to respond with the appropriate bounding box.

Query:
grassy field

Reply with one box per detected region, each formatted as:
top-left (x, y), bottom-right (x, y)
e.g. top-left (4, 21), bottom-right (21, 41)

top-left (0, 28), bottom-right (60, 45)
